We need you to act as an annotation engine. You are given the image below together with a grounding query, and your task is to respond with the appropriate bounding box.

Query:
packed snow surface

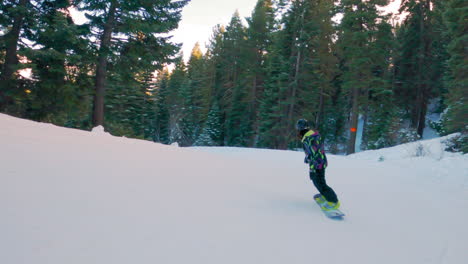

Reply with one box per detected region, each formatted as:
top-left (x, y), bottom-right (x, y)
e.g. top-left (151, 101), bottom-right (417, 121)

top-left (1, 113), bottom-right (467, 264)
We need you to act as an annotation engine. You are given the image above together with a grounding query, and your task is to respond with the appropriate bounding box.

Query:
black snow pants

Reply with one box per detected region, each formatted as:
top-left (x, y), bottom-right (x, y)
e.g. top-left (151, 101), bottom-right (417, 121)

top-left (309, 169), bottom-right (338, 203)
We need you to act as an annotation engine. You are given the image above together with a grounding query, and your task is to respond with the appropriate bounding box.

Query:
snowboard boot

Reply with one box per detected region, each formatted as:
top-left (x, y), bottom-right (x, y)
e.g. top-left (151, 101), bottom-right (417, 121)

top-left (313, 194), bottom-right (327, 206)
top-left (322, 201), bottom-right (340, 211)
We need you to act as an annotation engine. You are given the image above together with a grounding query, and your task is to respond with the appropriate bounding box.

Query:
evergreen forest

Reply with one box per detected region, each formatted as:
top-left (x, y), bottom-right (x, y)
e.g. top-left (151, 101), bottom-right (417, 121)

top-left (1, 0), bottom-right (466, 153)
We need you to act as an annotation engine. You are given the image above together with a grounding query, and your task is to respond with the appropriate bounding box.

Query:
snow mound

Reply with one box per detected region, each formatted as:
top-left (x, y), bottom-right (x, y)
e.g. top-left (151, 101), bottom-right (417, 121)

top-left (350, 134), bottom-right (463, 162)
top-left (91, 125), bottom-right (110, 135)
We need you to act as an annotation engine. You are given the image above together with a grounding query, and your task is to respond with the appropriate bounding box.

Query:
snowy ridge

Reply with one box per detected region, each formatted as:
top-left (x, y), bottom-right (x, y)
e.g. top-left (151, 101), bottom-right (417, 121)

top-left (350, 133), bottom-right (463, 161)
top-left (1, 113), bottom-right (467, 264)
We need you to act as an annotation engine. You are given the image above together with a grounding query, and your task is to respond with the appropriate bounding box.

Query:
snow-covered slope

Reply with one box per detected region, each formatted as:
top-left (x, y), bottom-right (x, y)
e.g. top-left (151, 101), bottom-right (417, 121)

top-left (1, 114), bottom-right (467, 264)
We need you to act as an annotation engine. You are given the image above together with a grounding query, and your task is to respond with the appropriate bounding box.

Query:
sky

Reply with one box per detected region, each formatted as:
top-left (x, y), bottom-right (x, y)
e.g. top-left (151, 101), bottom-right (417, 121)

top-left (171, 0), bottom-right (260, 61)
top-left (69, 0), bottom-right (403, 63)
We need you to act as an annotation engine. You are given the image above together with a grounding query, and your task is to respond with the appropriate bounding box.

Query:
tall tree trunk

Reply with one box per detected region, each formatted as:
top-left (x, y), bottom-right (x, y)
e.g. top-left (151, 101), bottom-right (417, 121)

top-left (0, 0), bottom-right (28, 109)
top-left (347, 85), bottom-right (359, 155)
top-left (414, 0), bottom-right (430, 138)
top-left (92, 1), bottom-right (117, 127)
top-left (279, 6), bottom-right (306, 149)
top-left (288, 48), bottom-right (300, 125)
top-left (316, 85), bottom-right (325, 128)
top-left (417, 90), bottom-right (428, 137)
top-left (278, 48), bottom-right (300, 150)
top-left (287, 7), bottom-right (306, 130)
top-left (250, 74), bottom-right (258, 146)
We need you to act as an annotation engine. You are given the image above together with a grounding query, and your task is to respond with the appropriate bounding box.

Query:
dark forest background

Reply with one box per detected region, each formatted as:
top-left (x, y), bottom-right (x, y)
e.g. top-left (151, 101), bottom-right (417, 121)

top-left (1, 0), bottom-right (466, 153)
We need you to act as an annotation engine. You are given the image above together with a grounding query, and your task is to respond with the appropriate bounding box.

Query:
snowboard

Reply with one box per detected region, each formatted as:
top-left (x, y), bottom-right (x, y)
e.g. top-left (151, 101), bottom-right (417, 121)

top-left (313, 194), bottom-right (345, 220)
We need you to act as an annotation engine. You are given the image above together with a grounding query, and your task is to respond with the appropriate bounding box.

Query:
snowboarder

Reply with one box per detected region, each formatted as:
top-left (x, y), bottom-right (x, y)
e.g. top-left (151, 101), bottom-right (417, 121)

top-left (296, 118), bottom-right (340, 211)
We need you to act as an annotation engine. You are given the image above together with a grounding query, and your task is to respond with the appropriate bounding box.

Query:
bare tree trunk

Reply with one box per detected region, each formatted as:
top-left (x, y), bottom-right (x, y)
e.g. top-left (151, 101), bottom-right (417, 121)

top-left (288, 48), bottom-right (301, 124)
top-left (347, 85), bottom-right (359, 154)
top-left (417, 92), bottom-right (428, 137)
top-left (0, 0), bottom-right (28, 109)
top-left (249, 74), bottom-right (258, 146)
top-left (414, 1), bottom-right (430, 138)
top-left (316, 85), bottom-right (325, 128)
top-left (278, 47), bottom-right (301, 150)
top-left (92, 1), bottom-right (117, 127)
top-left (279, 6), bottom-right (306, 149)
top-left (287, 6), bottom-right (306, 129)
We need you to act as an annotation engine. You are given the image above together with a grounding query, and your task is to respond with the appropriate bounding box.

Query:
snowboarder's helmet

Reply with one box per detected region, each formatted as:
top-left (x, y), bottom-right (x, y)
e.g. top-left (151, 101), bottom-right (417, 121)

top-left (296, 119), bottom-right (309, 131)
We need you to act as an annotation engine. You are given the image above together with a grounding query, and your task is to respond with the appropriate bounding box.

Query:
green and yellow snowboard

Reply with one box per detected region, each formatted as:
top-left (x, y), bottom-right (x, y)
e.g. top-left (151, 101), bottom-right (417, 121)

top-left (313, 194), bottom-right (345, 220)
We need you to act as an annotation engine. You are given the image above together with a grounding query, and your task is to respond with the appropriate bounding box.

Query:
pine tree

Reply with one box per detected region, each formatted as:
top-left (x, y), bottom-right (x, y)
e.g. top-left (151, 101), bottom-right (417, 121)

top-left (166, 55), bottom-right (188, 144)
top-left (258, 0), bottom-right (339, 150)
top-left (337, 0), bottom-right (391, 154)
top-left (154, 69), bottom-right (171, 144)
top-left (104, 31), bottom-right (169, 138)
top-left (77, 0), bottom-right (188, 127)
top-left (300, 0), bottom-right (340, 146)
top-left (222, 11), bottom-right (251, 146)
top-left (245, 0), bottom-right (276, 145)
top-left (194, 101), bottom-right (222, 146)
top-left (140, 71), bottom-right (158, 140)
top-left (205, 25), bottom-right (226, 114)
top-left (180, 42), bottom-right (211, 145)
top-left (394, 0), bottom-right (448, 138)
top-left (0, 0), bottom-right (38, 110)
top-left (0, 1), bottom-right (94, 125)
top-left (442, 0), bottom-right (467, 152)
top-left (0, 0), bottom-right (30, 99)
top-left (258, 0), bottom-right (306, 149)
top-left (258, 53), bottom-right (287, 149)
top-left (24, 1), bottom-right (92, 126)
top-left (362, 21), bottom-right (397, 150)
top-left (203, 24), bottom-right (229, 145)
